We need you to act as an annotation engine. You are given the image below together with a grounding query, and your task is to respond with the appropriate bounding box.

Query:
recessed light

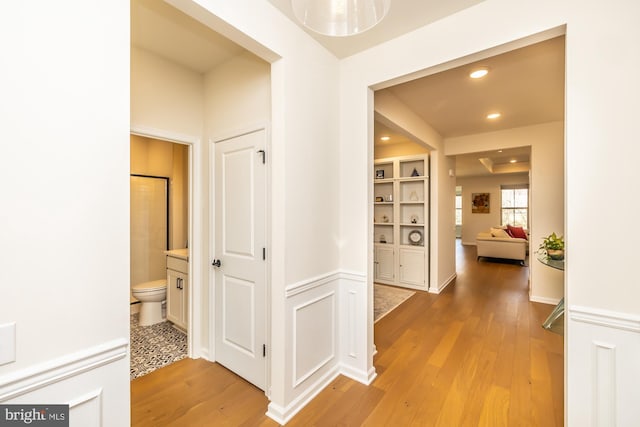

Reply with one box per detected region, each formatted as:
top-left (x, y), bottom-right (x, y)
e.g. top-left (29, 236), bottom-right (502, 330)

top-left (470, 67), bottom-right (489, 79)
top-left (487, 112), bottom-right (501, 120)
top-left (497, 150), bottom-right (503, 153)
top-left (380, 136), bottom-right (390, 141)
top-left (510, 159), bottom-right (517, 164)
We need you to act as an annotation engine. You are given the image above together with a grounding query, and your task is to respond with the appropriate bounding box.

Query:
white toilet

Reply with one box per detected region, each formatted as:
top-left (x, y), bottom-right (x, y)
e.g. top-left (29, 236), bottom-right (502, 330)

top-left (131, 279), bottom-right (167, 326)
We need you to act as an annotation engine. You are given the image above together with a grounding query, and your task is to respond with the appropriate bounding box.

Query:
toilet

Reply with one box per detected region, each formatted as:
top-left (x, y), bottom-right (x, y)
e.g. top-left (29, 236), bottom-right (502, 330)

top-left (131, 279), bottom-right (167, 326)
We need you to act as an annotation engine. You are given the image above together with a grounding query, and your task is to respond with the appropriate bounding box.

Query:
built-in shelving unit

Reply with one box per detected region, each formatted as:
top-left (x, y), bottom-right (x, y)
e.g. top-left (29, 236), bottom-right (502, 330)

top-left (373, 154), bottom-right (429, 290)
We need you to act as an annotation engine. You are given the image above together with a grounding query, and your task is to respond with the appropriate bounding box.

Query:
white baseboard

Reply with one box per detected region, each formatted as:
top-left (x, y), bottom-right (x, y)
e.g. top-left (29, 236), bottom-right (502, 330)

top-left (340, 363), bottom-right (377, 385)
top-left (430, 273), bottom-right (456, 294)
top-left (529, 295), bottom-right (560, 305)
top-left (266, 365), bottom-right (341, 425)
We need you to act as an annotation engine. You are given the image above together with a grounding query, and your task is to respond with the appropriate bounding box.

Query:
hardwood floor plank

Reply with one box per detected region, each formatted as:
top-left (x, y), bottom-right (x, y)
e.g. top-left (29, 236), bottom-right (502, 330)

top-left (479, 385), bottom-right (511, 427)
top-left (131, 241), bottom-right (564, 426)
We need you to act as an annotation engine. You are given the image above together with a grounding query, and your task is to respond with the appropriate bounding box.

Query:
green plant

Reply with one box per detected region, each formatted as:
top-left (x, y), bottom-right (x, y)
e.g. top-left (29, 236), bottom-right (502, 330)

top-left (539, 232), bottom-right (564, 251)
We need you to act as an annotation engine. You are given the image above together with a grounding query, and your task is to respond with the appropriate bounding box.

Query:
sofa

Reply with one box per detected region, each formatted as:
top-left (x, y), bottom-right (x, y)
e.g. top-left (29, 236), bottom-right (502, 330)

top-left (476, 226), bottom-right (528, 264)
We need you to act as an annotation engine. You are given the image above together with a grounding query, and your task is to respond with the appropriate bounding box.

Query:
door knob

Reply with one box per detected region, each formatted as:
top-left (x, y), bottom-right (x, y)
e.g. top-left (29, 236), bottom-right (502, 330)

top-left (212, 259), bottom-right (221, 268)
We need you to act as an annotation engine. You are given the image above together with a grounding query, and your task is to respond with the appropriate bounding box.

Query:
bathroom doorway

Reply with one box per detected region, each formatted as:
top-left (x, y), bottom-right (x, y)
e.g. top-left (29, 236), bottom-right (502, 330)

top-left (130, 133), bottom-right (191, 379)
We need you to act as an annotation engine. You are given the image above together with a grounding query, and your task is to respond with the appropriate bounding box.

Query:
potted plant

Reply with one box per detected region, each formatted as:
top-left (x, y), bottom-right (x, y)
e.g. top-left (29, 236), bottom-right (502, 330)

top-left (539, 232), bottom-right (564, 260)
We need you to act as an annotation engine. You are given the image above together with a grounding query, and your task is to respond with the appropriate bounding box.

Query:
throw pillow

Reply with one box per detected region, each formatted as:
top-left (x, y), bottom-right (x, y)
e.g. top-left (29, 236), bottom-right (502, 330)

top-left (490, 227), bottom-right (511, 238)
top-left (507, 225), bottom-right (528, 239)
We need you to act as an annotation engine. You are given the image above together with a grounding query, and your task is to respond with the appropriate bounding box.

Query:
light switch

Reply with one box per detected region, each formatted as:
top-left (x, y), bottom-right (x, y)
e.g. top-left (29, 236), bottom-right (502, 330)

top-left (0, 322), bottom-right (16, 365)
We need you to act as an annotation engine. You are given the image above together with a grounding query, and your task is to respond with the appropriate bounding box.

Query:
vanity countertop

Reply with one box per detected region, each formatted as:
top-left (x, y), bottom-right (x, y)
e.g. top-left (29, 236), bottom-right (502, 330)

top-left (165, 248), bottom-right (189, 261)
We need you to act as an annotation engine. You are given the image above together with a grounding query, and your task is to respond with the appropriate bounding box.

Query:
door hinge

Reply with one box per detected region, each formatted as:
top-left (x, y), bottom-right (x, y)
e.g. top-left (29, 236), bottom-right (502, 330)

top-left (263, 344), bottom-right (266, 357)
top-left (263, 247), bottom-right (266, 260)
top-left (257, 149), bottom-right (266, 164)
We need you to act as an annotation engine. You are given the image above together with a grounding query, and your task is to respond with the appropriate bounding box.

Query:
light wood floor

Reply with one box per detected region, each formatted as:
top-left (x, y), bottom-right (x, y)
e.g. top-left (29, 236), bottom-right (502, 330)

top-left (131, 242), bottom-right (564, 426)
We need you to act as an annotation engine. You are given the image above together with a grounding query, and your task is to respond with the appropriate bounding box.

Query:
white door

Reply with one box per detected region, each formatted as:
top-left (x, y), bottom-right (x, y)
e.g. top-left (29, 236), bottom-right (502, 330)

top-left (213, 129), bottom-right (267, 390)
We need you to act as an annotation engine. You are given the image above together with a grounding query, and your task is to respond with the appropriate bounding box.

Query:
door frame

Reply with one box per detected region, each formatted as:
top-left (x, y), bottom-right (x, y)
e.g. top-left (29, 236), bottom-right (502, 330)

top-left (209, 123), bottom-right (271, 396)
top-left (130, 125), bottom-right (201, 358)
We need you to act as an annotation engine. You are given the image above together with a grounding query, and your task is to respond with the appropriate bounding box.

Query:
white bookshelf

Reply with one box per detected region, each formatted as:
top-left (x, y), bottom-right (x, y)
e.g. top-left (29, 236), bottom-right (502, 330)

top-left (373, 154), bottom-right (429, 290)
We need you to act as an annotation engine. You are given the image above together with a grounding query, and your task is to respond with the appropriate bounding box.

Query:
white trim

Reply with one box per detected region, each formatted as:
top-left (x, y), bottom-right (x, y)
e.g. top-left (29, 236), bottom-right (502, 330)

top-left (530, 295), bottom-right (561, 305)
top-left (340, 363), bottom-right (377, 385)
top-left (266, 366), bottom-right (341, 425)
top-left (210, 122), bottom-right (270, 145)
top-left (286, 270), bottom-right (366, 297)
top-left (569, 305), bottom-right (640, 333)
top-left (593, 341), bottom-right (617, 426)
top-left (0, 339), bottom-right (127, 401)
top-left (339, 270), bottom-right (367, 283)
top-left (286, 270), bottom-right (341, 297)
top-left (130, 125), bottom-right (199, 145)
top-left (68, 388), bottom-right (103, 409)
top-left (292, 292), bottom-right (336, 388)
top-left (429, 272), bottom-right (456, 294)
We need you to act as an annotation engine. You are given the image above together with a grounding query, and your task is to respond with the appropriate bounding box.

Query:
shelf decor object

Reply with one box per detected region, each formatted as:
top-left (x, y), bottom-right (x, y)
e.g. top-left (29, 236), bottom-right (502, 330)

top-left (292, 0), bottom-right (391, 37)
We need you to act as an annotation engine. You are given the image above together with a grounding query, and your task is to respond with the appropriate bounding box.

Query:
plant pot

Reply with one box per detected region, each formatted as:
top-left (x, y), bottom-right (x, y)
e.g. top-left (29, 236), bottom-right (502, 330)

top-left (547, 249), bottom-right (564, 260)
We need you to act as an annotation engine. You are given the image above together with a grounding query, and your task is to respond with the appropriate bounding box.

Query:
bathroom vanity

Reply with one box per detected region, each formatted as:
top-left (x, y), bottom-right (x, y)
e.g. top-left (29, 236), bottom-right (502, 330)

top-left (165, 249), bottom-right (189, 330)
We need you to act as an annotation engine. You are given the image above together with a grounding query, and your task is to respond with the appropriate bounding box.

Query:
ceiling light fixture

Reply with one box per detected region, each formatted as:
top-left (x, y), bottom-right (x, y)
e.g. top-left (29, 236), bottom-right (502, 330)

top-left (487, 112), bottom-right (501, 120)
top-left (380, 136), bottom-right (390, 141)
top-left (291, 0), bottom-right (391, 37)
top-left (510, 159), bottom-right (517, 163)
top-left (469, 67), bottom-right (489, 79)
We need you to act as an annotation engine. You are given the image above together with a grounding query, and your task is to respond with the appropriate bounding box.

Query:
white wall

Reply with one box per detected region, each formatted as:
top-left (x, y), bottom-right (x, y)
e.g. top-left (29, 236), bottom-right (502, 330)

top-left (203, 51), bottom-right (271, 355)
top-left (456, 173), bottom-right (529, 245)
top-left (160, 1), bottom-right (347, 422)
top-left (131, 46), bottom-right (204, 137)
top-left (0, 1), bottom-right (130, 425)
top-left (447, 122), bottom-right (564, 303)
top-left (340, 0), bottom-right (640, 424)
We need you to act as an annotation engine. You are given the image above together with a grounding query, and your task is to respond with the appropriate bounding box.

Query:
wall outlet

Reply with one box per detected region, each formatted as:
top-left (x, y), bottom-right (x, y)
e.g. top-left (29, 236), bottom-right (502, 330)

top-left (0, 322), bottom-right (16, 365)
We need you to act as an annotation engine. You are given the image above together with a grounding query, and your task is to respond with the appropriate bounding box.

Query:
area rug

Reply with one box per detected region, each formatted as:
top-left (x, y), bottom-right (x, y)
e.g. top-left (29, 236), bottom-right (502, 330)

top-left (374, 283), bottom-right (416, 322)
top-left (130, 313), bottom-right (187, 380)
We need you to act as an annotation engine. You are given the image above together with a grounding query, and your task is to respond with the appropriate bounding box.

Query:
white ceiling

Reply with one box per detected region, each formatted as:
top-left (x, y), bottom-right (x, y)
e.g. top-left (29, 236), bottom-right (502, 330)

top-left (131, 0), bottom-right (246, 73)
top-left (131, 1), bottom-right (564, 178)
top-left (268, 0), bottom-right (486, 59)
top-left (375, 36), bottom-right (565, 177)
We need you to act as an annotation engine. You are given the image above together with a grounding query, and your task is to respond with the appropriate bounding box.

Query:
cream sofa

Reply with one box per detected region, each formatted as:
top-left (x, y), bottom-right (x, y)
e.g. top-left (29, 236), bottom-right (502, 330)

top-left (476, 229), bottom-right (528, 264)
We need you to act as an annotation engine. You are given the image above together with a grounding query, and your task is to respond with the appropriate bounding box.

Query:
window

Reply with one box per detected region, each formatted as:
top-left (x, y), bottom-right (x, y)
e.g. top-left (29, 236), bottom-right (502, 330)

top-left (455, 186), bottom-right (462, 226)
top-left (501, 185), bottom-right (528, 228)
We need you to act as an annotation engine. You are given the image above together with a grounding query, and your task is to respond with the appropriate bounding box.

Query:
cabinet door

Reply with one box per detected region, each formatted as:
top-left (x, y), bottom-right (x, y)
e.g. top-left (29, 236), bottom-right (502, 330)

top-left (375, 246), bottom-right (395, 283)
top-left (399, 247), bottom-right (425, 287)
top-left (166, 269), bottom-right (186, 328)
top-left (180, 274), bottom-right (189, 327)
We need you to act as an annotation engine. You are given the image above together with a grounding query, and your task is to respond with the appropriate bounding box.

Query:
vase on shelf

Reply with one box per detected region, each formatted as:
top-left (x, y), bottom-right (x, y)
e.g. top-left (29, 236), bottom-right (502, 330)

top-left (546, 249), bottom-right (564, 260)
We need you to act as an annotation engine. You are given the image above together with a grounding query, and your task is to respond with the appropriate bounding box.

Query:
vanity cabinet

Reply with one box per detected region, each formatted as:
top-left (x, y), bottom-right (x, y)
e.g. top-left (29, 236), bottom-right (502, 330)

top-left (166, 251), bottom-right (189, 330)
top-left (373, 154), bottom-right (429, 290)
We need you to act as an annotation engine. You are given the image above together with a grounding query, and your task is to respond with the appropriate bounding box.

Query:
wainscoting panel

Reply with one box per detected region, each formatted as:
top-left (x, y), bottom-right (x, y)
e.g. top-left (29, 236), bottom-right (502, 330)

top-left (293, 292), bottom-right (335, 387)
top-left (568, 305), bottom-right (640, 426)
top-left (0, 339), bottom-right (129, 427)
top-left (69, 389), bottom-right (103, 427)
top-left (269, 270), bottom-right (369, 425)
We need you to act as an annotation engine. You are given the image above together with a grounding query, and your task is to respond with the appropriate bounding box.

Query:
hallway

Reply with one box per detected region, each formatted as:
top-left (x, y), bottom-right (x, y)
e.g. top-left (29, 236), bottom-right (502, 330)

top-left (131, 242), bottom-right (563, 425)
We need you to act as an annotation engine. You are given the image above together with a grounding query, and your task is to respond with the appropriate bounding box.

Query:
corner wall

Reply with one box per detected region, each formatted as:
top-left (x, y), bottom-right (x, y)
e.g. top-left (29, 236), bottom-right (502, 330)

top-left (0, 2), bottom-right (130, 424)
